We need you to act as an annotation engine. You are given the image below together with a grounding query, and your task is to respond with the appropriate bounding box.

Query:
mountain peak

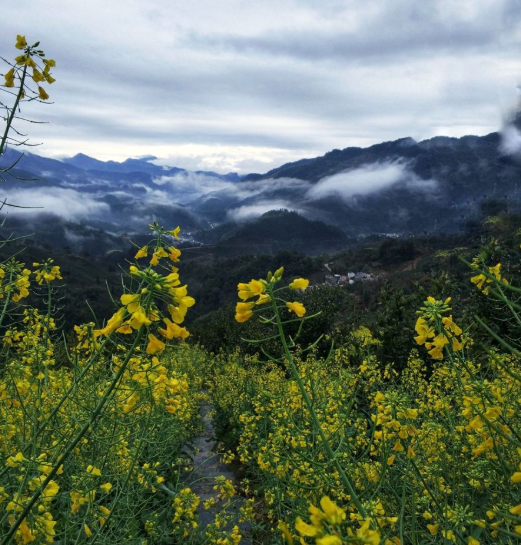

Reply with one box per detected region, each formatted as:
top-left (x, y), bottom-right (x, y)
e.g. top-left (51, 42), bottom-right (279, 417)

top-left (395, 137), bottom-right (417, 147)
top-left (63, 153), bottom-right (111, 170)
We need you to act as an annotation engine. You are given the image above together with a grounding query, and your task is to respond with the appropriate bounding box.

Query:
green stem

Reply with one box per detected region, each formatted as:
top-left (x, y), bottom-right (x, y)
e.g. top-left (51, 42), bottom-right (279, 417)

top-left (0, 335), bottom-right (113, 481)
top-left (409, 460), bottom-right (466, 545)
top-left (269, 286), bottom-right (368, 518)
top-left (91, 408), bottom-right (153, 543)
top-left (1, 327), bottom-right (145, 545)
top-left (0, 64), bottom-right (28, 157)
top-left (0, 269), bottom-right (14, 331)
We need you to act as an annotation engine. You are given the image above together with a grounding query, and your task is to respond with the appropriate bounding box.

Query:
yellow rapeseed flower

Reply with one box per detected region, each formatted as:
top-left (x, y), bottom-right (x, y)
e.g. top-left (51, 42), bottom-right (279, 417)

top-left (43, 59), bottom-right (56, 71)
top-left (168, 226), bottom-right (181, 239)
top-left (32, 68), bottom-right (44, 82)
top-left (158, 318), bottom-right (189, 340)
top-left (295, 517), bottom-right (321, 537)
top-left (278, 521), bottom-right (294, 544)
top-left (4, 67), bottom-right (15, 87)
top-left (38, 86), bottom-right (49, 100)
top-left (319, 496), bottom-right (346, 525)
top-left (238, 279), bottom-right (265, 301)
top-left (128, 306), bottom-right (152, 329)
top-left (427, 524), bottom-right (439, 535)
top-left (169, 246), bottom-right (182, 262)
top-left (135, 246), bottom-right (148, 259)
top-left (43, 480), bottom-right (60, 500)
top-left (414, 317), bottom-right (434, 345)
top-left (511, 472), bottom-right (521, 483)
top-left (15, 35), bottom-right (27, 49)
top-left (19, 520), bottom-right (34, 543)
top-left (146, 334), bottom-right (165, 354)
top-left (235, 302), bottom-right (255, 323)
top-left (289, 278), bottom-right (309, 290)
top-left (442, 315), bottom-right (462, 336)
top-left (317, 536), bottom-right (342, 545)
top-left (150, 247), bottom-right (168, 266)
top-left (93, 307), bottom-right (126, 337)
top-left (100, 483), bottom-right (112, 493)
top-left (286, 301), bottom-right (306, 317)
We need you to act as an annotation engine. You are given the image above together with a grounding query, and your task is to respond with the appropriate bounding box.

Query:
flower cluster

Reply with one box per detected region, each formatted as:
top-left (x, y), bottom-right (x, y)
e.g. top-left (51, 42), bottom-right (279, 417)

top-left (235, 267), bottom-right (309, 322)
top-left (0, 261), bottom-right (32, 302)
top-left (470, 263), bottom-right (508, 295)
top-left (414, 297), bottom-right (463, 359)
top-left (209, 254), bottom-right (521, 544)
top-left (94, 225), bottom-right (194, 354)
top-left (4, 35), bottom-right (56, 100)
top-left (294, 496), bottom-right (380, 545)
top-left (0, 258), bottom-right (63, 307)
top-left (32, 259), bottom-right (62, 285)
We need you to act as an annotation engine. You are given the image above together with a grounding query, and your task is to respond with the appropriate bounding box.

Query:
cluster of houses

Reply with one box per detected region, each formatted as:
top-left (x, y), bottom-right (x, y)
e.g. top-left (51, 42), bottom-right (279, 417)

top-left (324, 272), bottom-right (377, 286)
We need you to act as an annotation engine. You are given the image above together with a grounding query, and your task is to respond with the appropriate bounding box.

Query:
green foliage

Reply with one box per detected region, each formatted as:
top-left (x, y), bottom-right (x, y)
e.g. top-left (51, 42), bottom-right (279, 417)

top-left (373, 282), bottom-right (419, 371)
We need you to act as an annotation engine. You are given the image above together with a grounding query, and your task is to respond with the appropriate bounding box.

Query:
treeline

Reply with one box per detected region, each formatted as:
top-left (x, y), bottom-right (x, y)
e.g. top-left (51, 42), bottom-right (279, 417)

top-left (190, 212), bottom-right (521, 371)
top-left (6, 211), bottom-right (521, 367)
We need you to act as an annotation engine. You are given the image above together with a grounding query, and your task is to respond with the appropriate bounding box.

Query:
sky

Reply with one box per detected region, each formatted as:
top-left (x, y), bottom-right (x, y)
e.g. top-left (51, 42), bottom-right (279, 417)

top-left (2, 0), bottom-right (521, 174)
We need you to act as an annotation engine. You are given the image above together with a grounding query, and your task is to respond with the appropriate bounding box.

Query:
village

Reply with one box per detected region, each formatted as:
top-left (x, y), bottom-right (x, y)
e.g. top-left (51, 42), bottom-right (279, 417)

top-left (324, 271), bottom-right (378, 286)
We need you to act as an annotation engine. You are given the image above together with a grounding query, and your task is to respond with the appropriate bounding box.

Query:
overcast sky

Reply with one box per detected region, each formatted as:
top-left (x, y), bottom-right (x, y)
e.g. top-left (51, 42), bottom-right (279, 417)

top-left (2, 0), bottom-right (521, 173)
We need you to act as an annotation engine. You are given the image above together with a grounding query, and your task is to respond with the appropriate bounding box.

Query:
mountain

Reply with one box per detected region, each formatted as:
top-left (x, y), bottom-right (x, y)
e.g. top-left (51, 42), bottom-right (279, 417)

top-left (195, 210), bottom-right (351, 256)
top-left (0, 127), bottom-right (520, 258)
top-left (242, 134), bottom-right (499, 183)
top-left (240, 131), bottom-right (521, 234)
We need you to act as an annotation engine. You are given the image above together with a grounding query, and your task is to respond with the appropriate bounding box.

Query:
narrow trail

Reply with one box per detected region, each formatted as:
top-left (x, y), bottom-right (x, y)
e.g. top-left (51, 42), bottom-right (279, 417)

top-left (187, 403), bottom-right (251, 542)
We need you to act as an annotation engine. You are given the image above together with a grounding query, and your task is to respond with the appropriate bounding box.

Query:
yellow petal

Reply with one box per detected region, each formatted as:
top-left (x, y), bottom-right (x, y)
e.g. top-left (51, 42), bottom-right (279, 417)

top-left (146, 334), bottom-right (165, 355)
top-left (38, 86), bottom-right (49, 100)
top-left (15, 35), bottom-right (27, 50)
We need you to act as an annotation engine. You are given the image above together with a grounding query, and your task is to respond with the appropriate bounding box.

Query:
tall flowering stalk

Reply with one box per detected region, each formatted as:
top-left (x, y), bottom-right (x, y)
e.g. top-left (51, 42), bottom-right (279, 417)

top-left (1, 35), bottom-right (56, 168)
top-left (234, 269), bottom-right (379, 543)
top-left (0, 223), bottom-right (200, 544)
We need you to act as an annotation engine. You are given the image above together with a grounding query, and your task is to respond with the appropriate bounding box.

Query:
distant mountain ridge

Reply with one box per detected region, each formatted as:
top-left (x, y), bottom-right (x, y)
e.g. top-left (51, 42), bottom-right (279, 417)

top-left (63, 152), bottom-right (241, 181)
top-left (0, 149), bottom-right (240, 182)
top-left (239, 131), bottom-right (521, 234)
top-left (243, 133), bottom-right (502, 183)
top-left (1, 128), bottom-right (520, 257)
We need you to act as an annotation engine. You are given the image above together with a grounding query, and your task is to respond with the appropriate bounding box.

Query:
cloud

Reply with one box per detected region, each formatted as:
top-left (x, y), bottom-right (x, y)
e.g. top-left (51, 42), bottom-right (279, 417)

top-left (224, 164), bottom-right (435, 221)
top-left (306, 162), bottom-right (436, 201)
top-left (0, 188), bottom-right (109, 221)
top-left (501, 125), bottom-right (521, 156)
top-left (188, 0), bottom-right (503, 62)
top-left (154, 172), bottom-right (312, 204)
top-left (227, 201), bottom-right (302, 222)
top-left (154, 172), bottom-right (235, 203)
top-left (150, 145), bottom-right (312, 174)
top-left (228, 177), bottom-right (312, 200)
top-left (2, 0), bottom-right (518, 169)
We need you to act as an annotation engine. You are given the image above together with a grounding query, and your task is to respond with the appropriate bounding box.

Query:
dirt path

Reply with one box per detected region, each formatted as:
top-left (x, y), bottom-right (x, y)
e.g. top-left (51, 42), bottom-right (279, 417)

top-left (187, 403), bottom-right (251, 542)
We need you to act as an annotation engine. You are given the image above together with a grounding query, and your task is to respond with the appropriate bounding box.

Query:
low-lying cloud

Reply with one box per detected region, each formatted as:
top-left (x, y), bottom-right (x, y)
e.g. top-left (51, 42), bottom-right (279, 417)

top-left (306, 162), bottom-right (436, 201)
top-left (227, 201), bottom-right (302, 222)
top-left (221, 162), bottom-right (436, 221)
top-left (0, 158), bottom-right (437, 229)
top-left (154, 172), bottom-right (312, 205)
top-left (155, 172), bottom-right (233, 203)
top-left (500, 125), bottom-right (521, 157)
top-left (1, 188), bottom-right (109, 221)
